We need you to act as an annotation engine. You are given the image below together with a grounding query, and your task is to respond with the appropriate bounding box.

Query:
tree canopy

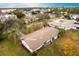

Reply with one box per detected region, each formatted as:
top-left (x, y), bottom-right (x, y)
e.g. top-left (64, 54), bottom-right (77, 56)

top-left (13, 10), bottom-right (25, 19)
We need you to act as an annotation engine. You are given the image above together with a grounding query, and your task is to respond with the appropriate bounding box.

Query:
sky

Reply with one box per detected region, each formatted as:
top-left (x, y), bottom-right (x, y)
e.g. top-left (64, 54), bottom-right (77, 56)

top-left (0, 3), bottom-right (79, 8)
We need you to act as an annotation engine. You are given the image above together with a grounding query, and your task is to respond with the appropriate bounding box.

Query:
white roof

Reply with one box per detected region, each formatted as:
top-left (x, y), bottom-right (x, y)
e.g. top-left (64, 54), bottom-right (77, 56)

top-left (49, 19), bottom-right (77, 27)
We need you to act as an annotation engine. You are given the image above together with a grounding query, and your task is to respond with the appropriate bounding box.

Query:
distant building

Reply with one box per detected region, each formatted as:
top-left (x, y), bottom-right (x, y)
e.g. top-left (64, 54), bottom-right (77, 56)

top-left (0, 9), bottom-right (15, 14)
top-left (48, 19), bottom-right (79, 30)
top-left (71, 14), bottom-right (79, 20)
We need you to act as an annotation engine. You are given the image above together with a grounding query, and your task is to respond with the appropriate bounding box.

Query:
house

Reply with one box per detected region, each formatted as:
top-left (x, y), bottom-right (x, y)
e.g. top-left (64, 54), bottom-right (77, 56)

top-left (0, 9), bottom-right (15, 13)
top-left (0, 9), bottom-right (17, 22)
top-left (0, 14), bottom-right (18, 22)
top-left (19, 27), bottom-right (59, 53)
top-left (71, 14), bottom-right (79, 20)
top-left (48, 19), bottom-right (79, 30)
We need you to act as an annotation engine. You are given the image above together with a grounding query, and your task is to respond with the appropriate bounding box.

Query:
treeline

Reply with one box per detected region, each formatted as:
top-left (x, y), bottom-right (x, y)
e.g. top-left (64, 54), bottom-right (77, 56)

top-left (49, 8), bottom-right (79, 14)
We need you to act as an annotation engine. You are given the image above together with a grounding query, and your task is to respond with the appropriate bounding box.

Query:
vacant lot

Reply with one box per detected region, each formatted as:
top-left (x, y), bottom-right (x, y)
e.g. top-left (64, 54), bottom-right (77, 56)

top-left (0, 29), bottom-right (79, 56)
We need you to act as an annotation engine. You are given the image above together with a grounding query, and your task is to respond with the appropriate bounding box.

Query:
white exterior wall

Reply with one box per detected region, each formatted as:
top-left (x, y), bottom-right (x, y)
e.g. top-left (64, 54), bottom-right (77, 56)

top-left (21, 40), bottom-right (33, 53)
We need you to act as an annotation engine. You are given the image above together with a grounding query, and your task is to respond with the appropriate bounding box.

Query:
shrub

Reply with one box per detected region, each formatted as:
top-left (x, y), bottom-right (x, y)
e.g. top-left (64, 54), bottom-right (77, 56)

top-left (58, 29), bottom-right (65, 38)
top-left (64, 14), bottom-right (71, 19)
top-left (31, 52), bottom-right (37, 56)
top-left (76, 17), bottom-right (79, 22)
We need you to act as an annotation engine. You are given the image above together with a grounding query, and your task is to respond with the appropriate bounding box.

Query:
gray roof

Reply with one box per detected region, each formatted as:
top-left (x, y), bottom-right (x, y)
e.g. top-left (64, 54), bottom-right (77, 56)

top-left (21, 27), bottom-right (59, 52)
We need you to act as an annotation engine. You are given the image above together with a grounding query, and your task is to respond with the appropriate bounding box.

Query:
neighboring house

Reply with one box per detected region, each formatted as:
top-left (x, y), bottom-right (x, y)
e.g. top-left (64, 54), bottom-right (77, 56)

top-left (0, 9), bottom-right (15, 13)
top-left (19, 27), bottom-right (59, 53)
top-left (0, 9), bottom-right (17, 22)
top-left (0, 14), bottom-right (18, 22)
top-left (48, 19), bottom-right (79, 30)
top-left (71, 14), bottom-right (79, 20)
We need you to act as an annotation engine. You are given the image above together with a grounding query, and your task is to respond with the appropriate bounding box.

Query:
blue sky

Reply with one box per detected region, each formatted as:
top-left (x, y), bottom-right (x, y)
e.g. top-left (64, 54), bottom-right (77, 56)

top-left (0, 3), bottom-right (79, 8)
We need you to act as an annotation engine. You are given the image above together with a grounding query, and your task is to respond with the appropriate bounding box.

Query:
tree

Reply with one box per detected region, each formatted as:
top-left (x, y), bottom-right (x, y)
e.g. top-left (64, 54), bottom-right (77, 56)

top-left (0, 16), bottom-right (26, 43)
top-left (64, 14), bottom-right (71, 19)
top-left (0, 19), bottom-right (7, 41)
top-left (43, 20), bottom-right (48, 27)
top-left (13, 10), bottom-right (25, 19)
top-left (36, 13), bottom-right (50, 21)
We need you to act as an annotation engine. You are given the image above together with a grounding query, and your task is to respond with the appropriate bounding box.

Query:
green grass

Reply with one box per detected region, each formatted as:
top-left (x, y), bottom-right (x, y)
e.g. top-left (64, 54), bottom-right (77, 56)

top-left (0, 39), bottom-right (31, 56)
top-left (0, 29), bottom-right (79, 56)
